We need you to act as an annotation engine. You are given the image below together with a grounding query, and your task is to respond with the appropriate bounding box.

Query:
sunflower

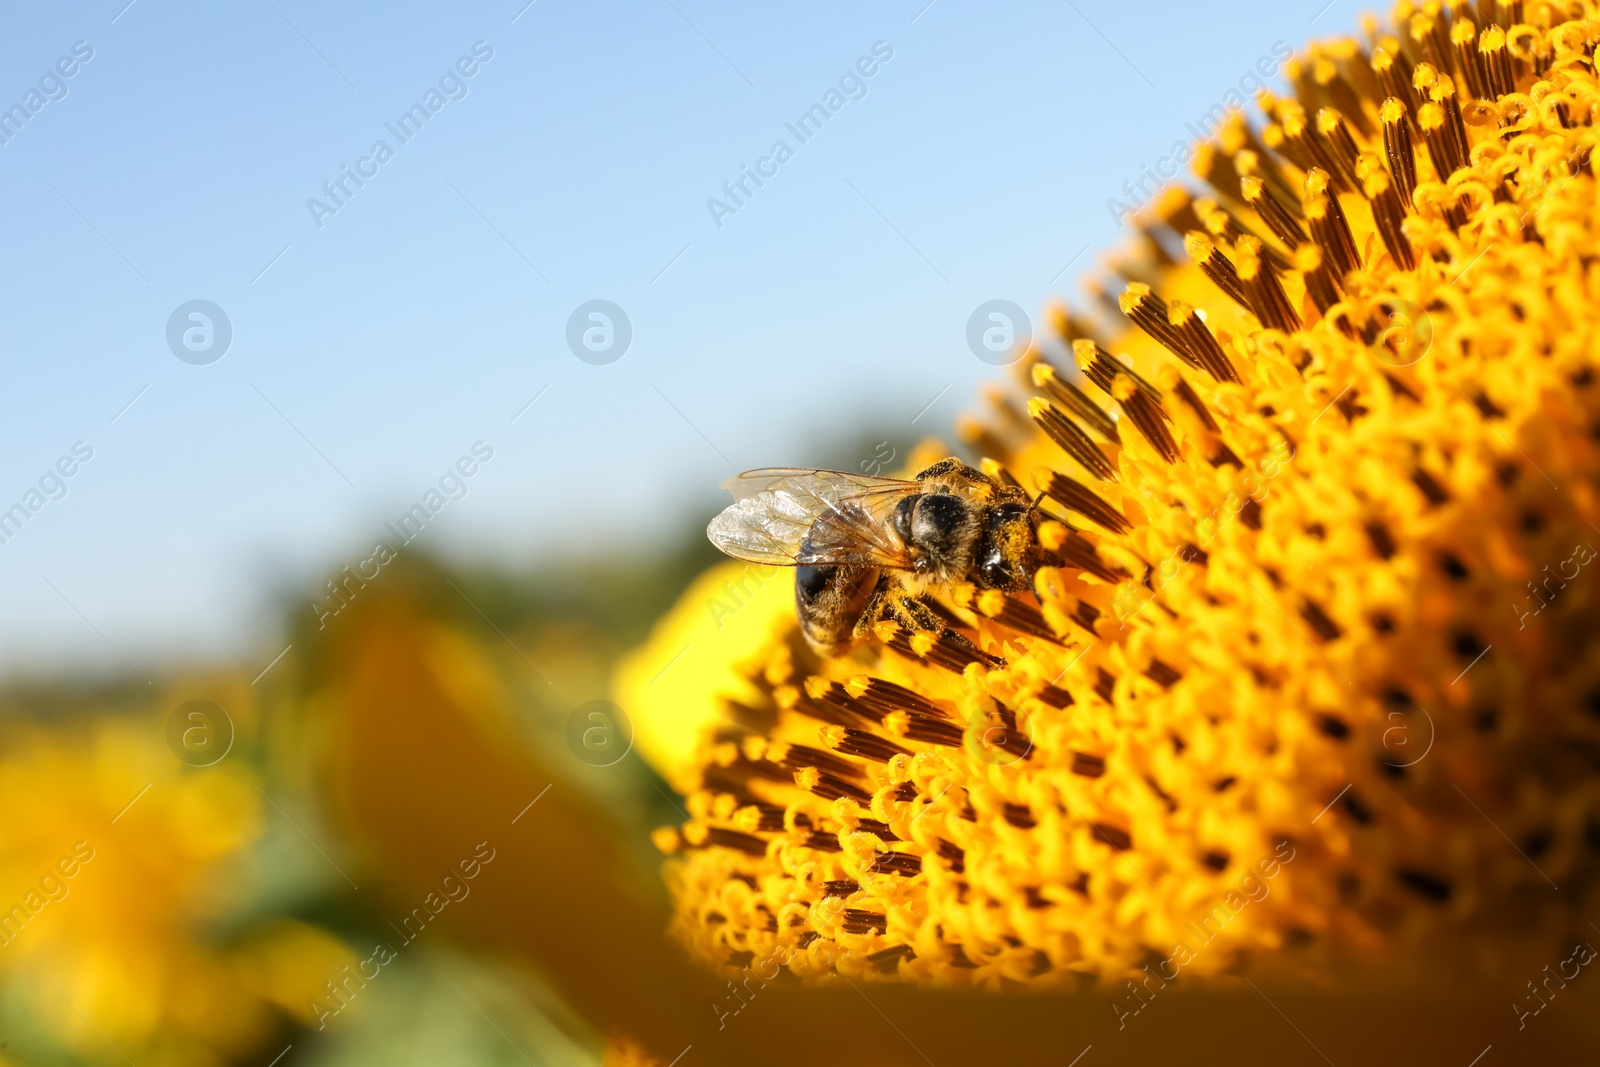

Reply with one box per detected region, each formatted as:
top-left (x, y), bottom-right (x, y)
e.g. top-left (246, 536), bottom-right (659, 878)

top-left (0, 710), bottom-right (353, 1065)
top-left (625, 0), bottom-right (1600, 994)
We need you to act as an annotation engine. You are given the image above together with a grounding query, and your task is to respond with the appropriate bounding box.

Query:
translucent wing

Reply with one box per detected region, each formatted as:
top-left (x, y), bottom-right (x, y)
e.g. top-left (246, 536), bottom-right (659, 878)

top-left (707, 468), bottom-right (919, 569)
top-left (704, 490), bottom-right (818, 567)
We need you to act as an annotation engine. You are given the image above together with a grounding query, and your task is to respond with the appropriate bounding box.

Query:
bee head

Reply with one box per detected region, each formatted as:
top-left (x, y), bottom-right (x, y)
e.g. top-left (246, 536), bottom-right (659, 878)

top-left (974, 502), bottom-right (1036, 592)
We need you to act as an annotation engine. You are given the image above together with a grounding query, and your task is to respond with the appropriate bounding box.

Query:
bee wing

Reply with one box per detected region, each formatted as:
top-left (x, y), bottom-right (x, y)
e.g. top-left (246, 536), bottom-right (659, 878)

top-left (708, 468), bottom-right (918, 569)
top-left (705, 490), bottom-right (819, 567)
top-left (720, 468), bottom-right (919, 505)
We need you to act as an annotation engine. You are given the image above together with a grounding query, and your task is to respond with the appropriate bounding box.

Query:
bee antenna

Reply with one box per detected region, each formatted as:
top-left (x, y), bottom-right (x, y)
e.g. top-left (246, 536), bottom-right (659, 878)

top-left (1028, 490), bottom-right (1047, 514)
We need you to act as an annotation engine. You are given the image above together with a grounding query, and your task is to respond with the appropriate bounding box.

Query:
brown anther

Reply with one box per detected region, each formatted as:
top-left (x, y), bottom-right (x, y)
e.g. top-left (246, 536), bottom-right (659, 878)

top-left (1363, 168), bottom-right (1416, 270)
top-left (1479, 25), bottom-right (1514, 99)
top-left (1168, 299), bottom-right (1240, 383)
top-left (975, 589), bottom-right (1070, 644)
top-left (1371, 43), bottom-right (1419, 118)
top-left (1236, 236), bottom-right (1301, 333)
top-left (1417, 101), bottom-right (1466, 179)
top-left (1431, 74), bottom-right (1472, 174)
top-left (1031, 362), bottom-right (1121, 443)
top-left (1281, 101), bottom-right (1352, 194)
top-left (1185, 231), bottom-right (1250, 311)
top-left (1315, 108), bottom-right (1365, 192)
top-left (1409, 12), bottom-right (1454, 77)
top-left (845, 675), bottom-right (949, 719)
top-left (1303, 169), bottom-right (1361, 281)
top-left (1071, 340), bottom-right (1177, 464)
top-left (822, 726), bottom-right (912, 763)
top-left (1451, 19), bottom-right (1489, 100)
top-left (1028, 397), bottom-right (1118, 481)
top-left (1119, 284), bottom-right (1195, 371)
top-left (1381, 97), bottom-right (1418, 208)
top-left (1119, 285), bottom-right (1239, 383)
top-left (1040, 472), bottom-right (1132, 534)
top-left (1294, 243), bottom-right (1340, 317)
top-left (1241, 177), bottom-right (1308, 250)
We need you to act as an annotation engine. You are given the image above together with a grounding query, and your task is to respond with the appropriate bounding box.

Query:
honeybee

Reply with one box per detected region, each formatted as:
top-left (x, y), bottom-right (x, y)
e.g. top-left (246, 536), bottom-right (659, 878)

top-left (707, 458), bottom-right (1043, 655)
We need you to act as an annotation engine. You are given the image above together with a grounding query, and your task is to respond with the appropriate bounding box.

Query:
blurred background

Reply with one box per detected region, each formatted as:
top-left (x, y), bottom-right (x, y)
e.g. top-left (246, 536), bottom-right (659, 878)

top-left (0, 1), bottom-right (1360, 1062)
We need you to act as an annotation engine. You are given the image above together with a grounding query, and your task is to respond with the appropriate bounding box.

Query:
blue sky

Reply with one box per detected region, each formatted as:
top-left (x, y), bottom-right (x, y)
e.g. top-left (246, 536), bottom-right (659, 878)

top-left (0, 0), bottom-right (1362, 676)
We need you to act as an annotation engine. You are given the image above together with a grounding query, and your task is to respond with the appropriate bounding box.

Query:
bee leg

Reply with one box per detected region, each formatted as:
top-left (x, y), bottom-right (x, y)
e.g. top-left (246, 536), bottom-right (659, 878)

top-left (894, 595), bottom-right (946, 633)
top-left (849, 573), bottom-right (894, 647)
top-left (881, 590), bottom-right (991, 661)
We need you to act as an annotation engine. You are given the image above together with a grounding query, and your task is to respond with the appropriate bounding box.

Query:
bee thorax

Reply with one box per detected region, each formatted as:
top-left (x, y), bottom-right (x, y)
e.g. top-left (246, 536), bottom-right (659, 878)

top-left (903, 492), bottom-right (979, 581)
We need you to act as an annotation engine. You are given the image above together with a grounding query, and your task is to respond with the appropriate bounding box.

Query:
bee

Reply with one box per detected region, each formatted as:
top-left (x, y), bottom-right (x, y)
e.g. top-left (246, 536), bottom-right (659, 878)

top-left (707, 457), bottom-right (1043, 655)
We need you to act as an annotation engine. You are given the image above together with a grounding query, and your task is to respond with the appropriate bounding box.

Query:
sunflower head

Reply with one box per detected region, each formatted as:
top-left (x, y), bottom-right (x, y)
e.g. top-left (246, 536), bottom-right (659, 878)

top-left (641, 1), bottom-right (1600, 991)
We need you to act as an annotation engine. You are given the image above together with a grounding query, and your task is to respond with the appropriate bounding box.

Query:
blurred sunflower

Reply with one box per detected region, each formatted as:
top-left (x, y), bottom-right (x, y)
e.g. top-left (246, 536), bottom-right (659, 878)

top-left (626, 0), bottom-right (1600, 995)
top-left (0, 702), bottom-right (350, 1066)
